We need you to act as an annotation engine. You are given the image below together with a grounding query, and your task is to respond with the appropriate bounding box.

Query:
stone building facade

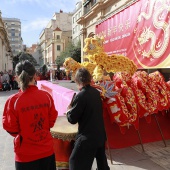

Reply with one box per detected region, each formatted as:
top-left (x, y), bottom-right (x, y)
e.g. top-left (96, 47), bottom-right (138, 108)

top-left (39, 11), bottom-right (73, 67)
top-left (2, 17), bottom-right (22, 57)
top-left (0, 11), bottom-right (12, 72)
top-left (72, 1), bottom-right (82, 45)
top-left (77, 0), bottom-right (137, 61)
top-left (27, 44), bottom-right (41, 66)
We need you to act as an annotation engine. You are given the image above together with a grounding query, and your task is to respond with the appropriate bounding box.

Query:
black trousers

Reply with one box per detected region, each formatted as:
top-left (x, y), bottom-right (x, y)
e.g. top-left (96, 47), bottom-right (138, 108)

top-left (15, 153), bottom-right (56, 170)
top-left (69, 138), bottom-right (110, 170)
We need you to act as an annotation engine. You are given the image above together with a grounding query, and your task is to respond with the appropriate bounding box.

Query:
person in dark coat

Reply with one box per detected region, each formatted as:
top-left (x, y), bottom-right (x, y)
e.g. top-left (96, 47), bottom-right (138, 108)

top-left (66, 68), bottom-right (110, 170)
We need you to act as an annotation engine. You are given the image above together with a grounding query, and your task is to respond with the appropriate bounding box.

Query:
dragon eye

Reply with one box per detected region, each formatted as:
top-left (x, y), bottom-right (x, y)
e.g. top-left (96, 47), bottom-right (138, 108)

top-left (89, 44), bottom-right (95, 50)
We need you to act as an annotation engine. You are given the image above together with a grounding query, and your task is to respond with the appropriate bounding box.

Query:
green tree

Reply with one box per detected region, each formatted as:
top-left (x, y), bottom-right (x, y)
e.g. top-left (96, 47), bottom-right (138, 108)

top-left (13, 52), bottom-right (37, 69)
top-left (71, 41), bottom-right (81, 63)
top-left (56, 56), bottom-right (63, 67)
top-left (58, 41), bottom-right (81, 66)
top-left (13, 52), bottom-right (21, 69)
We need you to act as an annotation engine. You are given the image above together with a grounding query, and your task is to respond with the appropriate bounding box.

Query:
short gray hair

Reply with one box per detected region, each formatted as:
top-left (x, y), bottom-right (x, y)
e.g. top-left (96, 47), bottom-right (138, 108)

top-left (75, 68), bottom-right (91, 85)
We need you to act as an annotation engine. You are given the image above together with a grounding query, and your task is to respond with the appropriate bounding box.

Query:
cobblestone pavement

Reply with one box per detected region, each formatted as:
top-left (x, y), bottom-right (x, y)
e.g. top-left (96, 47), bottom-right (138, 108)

top-left (132, 140), bottom-right (170, 170)
top-left (0, 88), bottom-right (169, 170)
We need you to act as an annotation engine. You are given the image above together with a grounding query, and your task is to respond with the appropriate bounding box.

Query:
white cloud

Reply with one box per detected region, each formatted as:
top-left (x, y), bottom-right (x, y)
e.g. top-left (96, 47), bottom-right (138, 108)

top-left (9, 0), bottom-right (80, 7)
top-left (22, 18), bottom-right (50, 32)
top-left (35, 0), bottom-right (81, 11)
top-left (10, 0), bottom-right (36, 3)
top-left (5, 0), bottom-right (81, 13)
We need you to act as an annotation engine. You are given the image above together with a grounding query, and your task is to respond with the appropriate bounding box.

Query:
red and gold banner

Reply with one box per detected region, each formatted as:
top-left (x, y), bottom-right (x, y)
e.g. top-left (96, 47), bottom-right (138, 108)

top-left (96, 0), bottom-right (170, 69)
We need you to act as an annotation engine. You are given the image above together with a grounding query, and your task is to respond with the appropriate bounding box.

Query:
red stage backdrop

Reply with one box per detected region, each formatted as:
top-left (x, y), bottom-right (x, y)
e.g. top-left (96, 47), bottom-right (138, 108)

top-left (96, 0), bottom-right (170, 69)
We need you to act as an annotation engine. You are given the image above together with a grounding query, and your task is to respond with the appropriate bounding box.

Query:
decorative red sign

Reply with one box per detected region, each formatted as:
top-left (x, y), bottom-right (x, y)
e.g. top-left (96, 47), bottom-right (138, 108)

top-left (96, 0), bottom-right (170, 69)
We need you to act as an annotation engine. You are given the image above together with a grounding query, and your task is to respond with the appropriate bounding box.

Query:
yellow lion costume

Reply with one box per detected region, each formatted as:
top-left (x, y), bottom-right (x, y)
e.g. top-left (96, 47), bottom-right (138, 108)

top-left (63, 36), bottom-right (137, 82)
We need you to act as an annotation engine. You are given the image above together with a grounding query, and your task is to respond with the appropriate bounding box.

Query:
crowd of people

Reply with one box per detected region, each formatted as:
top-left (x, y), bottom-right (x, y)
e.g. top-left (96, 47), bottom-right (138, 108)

top-left (0, 69), bottom-right (71, 92)
top-left (0, 70), bottom-right (19, 91)
top-left (36, 69), bottom-right (70, 81)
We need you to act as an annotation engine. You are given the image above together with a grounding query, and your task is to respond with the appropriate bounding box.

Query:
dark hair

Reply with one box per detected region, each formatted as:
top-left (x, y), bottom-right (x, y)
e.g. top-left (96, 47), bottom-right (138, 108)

top-left (75, 68), bottom-right (91, 86)
top-left (15, 60), bottom-right (36, 91)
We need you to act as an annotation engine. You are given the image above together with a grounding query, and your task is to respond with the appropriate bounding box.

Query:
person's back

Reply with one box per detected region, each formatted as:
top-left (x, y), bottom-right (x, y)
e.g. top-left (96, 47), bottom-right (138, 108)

top-left (0, 73), bottom-right (3, 84)
top-left (2, 60), bottom-right (58, 170)
top-left (75, 85), bottom-right (106, 145)
top-left (2, 79), bottom-right (11, 91)
top-left (67, 68), bottom-right (110, 170)
top-left (2, 71), bottom-right (9, 83)
top-left (4, 87), bottom-right (56, 161)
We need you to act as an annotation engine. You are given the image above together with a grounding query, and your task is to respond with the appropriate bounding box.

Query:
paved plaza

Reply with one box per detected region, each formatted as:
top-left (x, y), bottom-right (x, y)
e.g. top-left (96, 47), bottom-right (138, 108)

top-left (0, 87), bottom-right (170, 170)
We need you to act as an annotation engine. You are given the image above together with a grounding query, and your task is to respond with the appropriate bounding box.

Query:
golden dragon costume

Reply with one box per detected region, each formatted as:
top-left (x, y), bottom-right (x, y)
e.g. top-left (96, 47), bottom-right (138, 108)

top-left (63, 36), bottom-right (137, 82)
top-left (63, 36), bottom-right (170, 133)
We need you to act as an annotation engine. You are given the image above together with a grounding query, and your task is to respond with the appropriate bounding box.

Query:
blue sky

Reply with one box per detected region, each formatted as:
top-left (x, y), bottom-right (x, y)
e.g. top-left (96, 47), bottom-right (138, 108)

top-left (0, 0), bottom-right (80, 47)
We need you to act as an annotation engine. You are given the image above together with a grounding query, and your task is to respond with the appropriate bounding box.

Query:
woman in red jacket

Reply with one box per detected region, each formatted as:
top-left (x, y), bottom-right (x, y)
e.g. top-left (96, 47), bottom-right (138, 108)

top-left (2, 60), bottom-right (58, 170)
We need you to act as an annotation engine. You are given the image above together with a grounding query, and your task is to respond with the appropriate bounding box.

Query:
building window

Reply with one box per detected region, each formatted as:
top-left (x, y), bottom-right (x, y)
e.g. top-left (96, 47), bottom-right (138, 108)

top-left (76, 25), bottom-right (79, 32)
top-left (11, 32), bottom-right (15, 36)
top-left (79, 11), bottom-right (81, 17)
top-left (91, 0), bottom-right (97, 6)
top-left (57, 45), bottom-right (61, 51)
top-left (76, 14), bottom-right (78, 21)
top-left (73, 17), bottom-right (75, 24)
top-left (84, 3), bottom-right (90, 14)
top-left (83, 0), bottom-right (97, 14)
top-left (57, 35), bottom-right (60, 39)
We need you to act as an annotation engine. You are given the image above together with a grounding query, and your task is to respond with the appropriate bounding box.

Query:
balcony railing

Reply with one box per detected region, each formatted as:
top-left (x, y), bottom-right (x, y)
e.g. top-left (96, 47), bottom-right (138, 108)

top-left (83, 0), bottom-right (90, 6)
top-left (83, 0), bottom-right (98, 15)
top-left (91, 0), bottom-right (97, 6)
top-left (52, 39), bottom-right (62, 43)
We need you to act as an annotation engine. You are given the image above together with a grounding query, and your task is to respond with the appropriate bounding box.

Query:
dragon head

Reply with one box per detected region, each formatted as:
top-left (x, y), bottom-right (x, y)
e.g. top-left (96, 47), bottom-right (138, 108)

top-left (83, 36), bottom-right (104, 55)
top-left (63, 57), bottom-right (81, 72)
top-left (138, 27), bottom-right (152, 45)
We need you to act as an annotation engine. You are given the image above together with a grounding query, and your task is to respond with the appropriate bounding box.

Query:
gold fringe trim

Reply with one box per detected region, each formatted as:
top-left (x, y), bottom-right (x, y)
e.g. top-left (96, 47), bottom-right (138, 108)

top-left (56, 161), bottom-right (69, 168)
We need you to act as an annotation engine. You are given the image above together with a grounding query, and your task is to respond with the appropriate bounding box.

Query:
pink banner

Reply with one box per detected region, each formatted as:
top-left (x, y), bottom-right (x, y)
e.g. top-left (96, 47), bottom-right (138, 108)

top-left (96, 0), bottom-right (170, 69)
top-left (37, 80), bottom-right (77, 116)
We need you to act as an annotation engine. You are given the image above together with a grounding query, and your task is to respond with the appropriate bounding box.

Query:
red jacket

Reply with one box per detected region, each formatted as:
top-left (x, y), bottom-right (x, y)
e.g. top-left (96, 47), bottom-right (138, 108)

top-left (3, 85), bottom-right (58, 162)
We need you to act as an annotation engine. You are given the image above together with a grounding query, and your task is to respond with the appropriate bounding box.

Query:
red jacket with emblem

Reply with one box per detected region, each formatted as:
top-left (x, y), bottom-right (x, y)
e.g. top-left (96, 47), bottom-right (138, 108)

top-left (2, 85), bottom-right (58, 162)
